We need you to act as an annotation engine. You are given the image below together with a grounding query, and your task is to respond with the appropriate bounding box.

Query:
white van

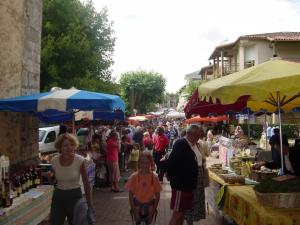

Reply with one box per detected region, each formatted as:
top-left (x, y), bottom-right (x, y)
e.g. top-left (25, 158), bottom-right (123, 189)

top-left (39, 126), bottom-right (60, 153)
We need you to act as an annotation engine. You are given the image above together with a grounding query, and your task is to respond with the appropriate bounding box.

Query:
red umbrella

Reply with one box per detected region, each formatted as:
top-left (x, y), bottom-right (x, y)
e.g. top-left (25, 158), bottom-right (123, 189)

top-left (185, 115), bottom-right (229, 124)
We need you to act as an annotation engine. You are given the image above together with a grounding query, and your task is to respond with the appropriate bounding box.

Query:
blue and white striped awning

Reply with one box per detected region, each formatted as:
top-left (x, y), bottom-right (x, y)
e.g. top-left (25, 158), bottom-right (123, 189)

top-left (0, 88), bottom-right (125, 122)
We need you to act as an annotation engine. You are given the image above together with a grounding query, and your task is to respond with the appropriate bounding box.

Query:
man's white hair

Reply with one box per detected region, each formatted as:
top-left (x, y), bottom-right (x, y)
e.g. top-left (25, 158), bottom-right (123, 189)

top-left (186, 124), bottom-right (201, 135)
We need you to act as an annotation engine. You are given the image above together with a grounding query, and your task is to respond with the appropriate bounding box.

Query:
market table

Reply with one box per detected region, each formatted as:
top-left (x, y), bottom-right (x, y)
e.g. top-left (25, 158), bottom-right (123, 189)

top-left (223, 185), bottom-right (300, 225)
top-left (207, 169), bottom-right (300, 225)
top-left (0, 185), bottom-right (53, 225)
top-left (206, 170), bottom-right (229, 222)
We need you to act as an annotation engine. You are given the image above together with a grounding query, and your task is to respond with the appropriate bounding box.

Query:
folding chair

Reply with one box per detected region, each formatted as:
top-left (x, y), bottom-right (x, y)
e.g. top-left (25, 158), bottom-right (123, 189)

top-left (130, 208), bottom-right (157, 225)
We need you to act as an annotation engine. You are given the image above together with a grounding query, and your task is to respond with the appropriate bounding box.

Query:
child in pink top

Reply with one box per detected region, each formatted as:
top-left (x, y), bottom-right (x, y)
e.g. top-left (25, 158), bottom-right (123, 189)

top-left (106, 131), bottom-right (121, 192)
top-left (125, 152), bottom-right (162, 224)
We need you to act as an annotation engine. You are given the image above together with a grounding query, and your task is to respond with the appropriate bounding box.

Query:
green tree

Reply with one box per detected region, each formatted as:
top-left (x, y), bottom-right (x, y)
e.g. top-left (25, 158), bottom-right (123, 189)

top-left (184, 80), bottom-right (204, 100)
top-left (78, 73), bottom-right (120, 95)
top-left (163, 92), bottom-right (179, 109)
top-left (41, 0), bottom-right (115, 92)
top-left (119, 71), bottom-right (166, 114)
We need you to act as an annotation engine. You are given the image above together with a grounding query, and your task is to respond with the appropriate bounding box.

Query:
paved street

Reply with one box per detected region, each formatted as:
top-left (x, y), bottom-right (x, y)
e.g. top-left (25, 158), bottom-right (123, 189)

top-left (93, 172), bottom-right (226, 225)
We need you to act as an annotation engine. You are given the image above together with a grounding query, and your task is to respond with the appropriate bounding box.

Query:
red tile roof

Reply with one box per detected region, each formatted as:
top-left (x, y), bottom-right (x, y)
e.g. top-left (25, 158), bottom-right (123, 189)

top-left (241, 32), bottom-right (300, 41)
top-left (209, 32), bottom-right (300, 59)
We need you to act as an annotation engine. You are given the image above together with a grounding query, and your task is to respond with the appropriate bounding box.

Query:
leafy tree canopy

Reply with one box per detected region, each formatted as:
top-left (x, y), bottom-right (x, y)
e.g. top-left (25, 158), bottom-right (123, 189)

top-left (41, 0), bottom-right (116, 93)
top-left (163, 92), bottom-right (179, 108)
top-left (184, 80), bottom-right (204, 100)
top-left (119, 71), bottom-right (166, 114)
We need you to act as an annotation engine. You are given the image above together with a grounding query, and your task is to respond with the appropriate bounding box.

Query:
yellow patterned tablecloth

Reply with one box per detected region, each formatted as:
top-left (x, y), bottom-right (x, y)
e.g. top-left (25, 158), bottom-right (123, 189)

top-left (0, 185), bottom-right (54, 225)
top-left (223, 185), bottom-right (300, 225)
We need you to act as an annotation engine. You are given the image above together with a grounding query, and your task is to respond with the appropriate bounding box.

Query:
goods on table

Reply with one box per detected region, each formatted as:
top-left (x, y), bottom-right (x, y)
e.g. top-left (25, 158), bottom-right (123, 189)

top-left (209, 164), bottom-right (245, 185)
top-left (0, 155), bottom-right (43, 209)
top-left (240, 161), bottom-right (252, 177)
top-left (254, 176), bottom-right (300, 208)
top-left (229, 157), bottom-right (250, 176)
top-left (219, 174), bottom-right (245, 185)
top-left (250, 168), bottom-right (278, 182)
top-left (254, 176), bottom-right (300, 193)
top-left (209, 168), bottom-right (225, 174)
top-left (208, 163), bottom-right (224, 174)
top-left (229, 158), bottom-right (241, 171)
top-left (211, 163), bottom-right (222, 168)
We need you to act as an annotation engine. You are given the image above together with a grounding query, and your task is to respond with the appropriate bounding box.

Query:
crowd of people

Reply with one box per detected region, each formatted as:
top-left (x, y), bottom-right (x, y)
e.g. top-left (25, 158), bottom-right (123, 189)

top-left (46, 119), bottom-right (238, 225)
top-left (48, 117), bottom-right (300, 225)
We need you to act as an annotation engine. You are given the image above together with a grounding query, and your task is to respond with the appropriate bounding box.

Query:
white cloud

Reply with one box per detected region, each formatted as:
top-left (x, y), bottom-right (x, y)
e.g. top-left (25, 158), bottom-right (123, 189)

top-left (92, 0), bottom-right (300, 93)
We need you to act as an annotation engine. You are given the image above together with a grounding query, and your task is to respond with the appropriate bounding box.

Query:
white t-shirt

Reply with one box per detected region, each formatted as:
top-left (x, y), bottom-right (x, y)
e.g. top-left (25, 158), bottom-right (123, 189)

top-left (266, 127), bottom-right (272, 137)
top-left (51, 154), bottom-right (85, 190)
top-left (284, 154), bottom-right (295, 174)
top-left (185, 137), bottom-right (202, 166)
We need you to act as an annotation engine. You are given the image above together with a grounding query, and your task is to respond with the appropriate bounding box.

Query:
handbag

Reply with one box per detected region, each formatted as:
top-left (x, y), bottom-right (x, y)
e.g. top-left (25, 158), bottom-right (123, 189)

top-left (73, 198), bottom-right (95, 225)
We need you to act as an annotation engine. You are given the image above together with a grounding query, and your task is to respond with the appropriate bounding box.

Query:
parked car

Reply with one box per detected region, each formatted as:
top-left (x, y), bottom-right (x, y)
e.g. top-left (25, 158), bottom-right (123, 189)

top-left (76, 128), bottom-right (89, 148)
top-left (39, 126), bottom-right (59, 153)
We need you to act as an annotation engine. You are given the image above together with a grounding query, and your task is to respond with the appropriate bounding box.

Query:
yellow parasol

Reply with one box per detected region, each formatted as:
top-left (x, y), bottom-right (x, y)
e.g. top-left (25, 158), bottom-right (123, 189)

top-left (199, 59), bottom-right (300, 112)
top-left (198, 59), bottom-right (300, 174)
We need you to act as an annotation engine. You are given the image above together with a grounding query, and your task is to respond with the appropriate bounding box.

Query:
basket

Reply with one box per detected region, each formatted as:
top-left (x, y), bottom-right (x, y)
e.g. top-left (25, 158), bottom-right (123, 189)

top-left (255, 191), bottom-right (300, 208)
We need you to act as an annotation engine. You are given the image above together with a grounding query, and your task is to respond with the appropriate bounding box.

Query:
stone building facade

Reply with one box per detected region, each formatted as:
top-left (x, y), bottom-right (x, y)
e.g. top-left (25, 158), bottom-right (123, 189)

top-left (0, 0), bottom-right (42, 165)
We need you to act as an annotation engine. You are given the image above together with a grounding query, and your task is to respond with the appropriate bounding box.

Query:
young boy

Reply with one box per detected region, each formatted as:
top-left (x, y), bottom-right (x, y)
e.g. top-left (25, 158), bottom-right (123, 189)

top-left (125, 152), bottom-right (162, 225)
top-left (128, 143), bottom-right (141, 171)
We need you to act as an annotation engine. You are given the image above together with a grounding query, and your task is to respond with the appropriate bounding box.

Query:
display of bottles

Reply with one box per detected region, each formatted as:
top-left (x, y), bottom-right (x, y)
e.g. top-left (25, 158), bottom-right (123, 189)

top-left (0, 162), bottom-right (44, 207)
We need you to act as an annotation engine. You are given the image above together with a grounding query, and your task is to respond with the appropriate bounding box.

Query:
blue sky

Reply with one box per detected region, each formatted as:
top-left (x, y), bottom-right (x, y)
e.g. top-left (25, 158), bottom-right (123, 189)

top-left (92, 0), bottom-right (300, 93)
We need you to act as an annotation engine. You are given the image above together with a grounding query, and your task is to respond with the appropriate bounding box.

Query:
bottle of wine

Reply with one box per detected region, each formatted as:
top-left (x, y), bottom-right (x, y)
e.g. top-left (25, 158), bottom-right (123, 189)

top-left (24, 169), bottom-right (30, 191)
top-left (0, 168), bottom-right (4, 208)
top-left (0, 177), bottom-right (2, 208)
top-left (14, 174), bottom-right (22, 197)
top-left (28, 167), bottom-right (34, 189)
top-left (20, 173), bottom-right (26, 193)
top-left (1, 183), bottom-right (7, 208)
top-left (9, 184), bottom-right (13, 206)
top-left (31, 167), bottom-right (37, 188)
top-left (11, 175), bottom-right (18, 199)
top-left (2, 172), bottom-right (11, 208)
top-left (35, 168), bottom-right (41, 186)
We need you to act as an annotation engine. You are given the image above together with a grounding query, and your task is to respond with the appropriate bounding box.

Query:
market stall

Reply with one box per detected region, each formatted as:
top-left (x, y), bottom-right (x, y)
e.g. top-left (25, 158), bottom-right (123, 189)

top-left (199, 59), bottom-right (300, 175)
top-left (206, 158), bottom-right (300, 225)
top-left (222, 185), bottom-right (300, 225)
top-left (0, 185), bottom-right (53, 225)
top-left (0, 88), bottom-right (126, 224)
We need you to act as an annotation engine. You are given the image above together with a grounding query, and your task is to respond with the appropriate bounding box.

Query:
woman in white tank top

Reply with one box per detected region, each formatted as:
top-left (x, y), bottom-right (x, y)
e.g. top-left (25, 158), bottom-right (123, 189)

top-left (50, 133), bottom-right (93, 225)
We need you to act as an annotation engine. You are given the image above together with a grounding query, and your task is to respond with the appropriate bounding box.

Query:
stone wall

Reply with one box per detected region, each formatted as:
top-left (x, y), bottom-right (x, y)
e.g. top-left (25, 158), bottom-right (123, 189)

top-left (0, 0), bottom-right (42, 165)
top-left (0, 112), bottom-right (39, 165)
